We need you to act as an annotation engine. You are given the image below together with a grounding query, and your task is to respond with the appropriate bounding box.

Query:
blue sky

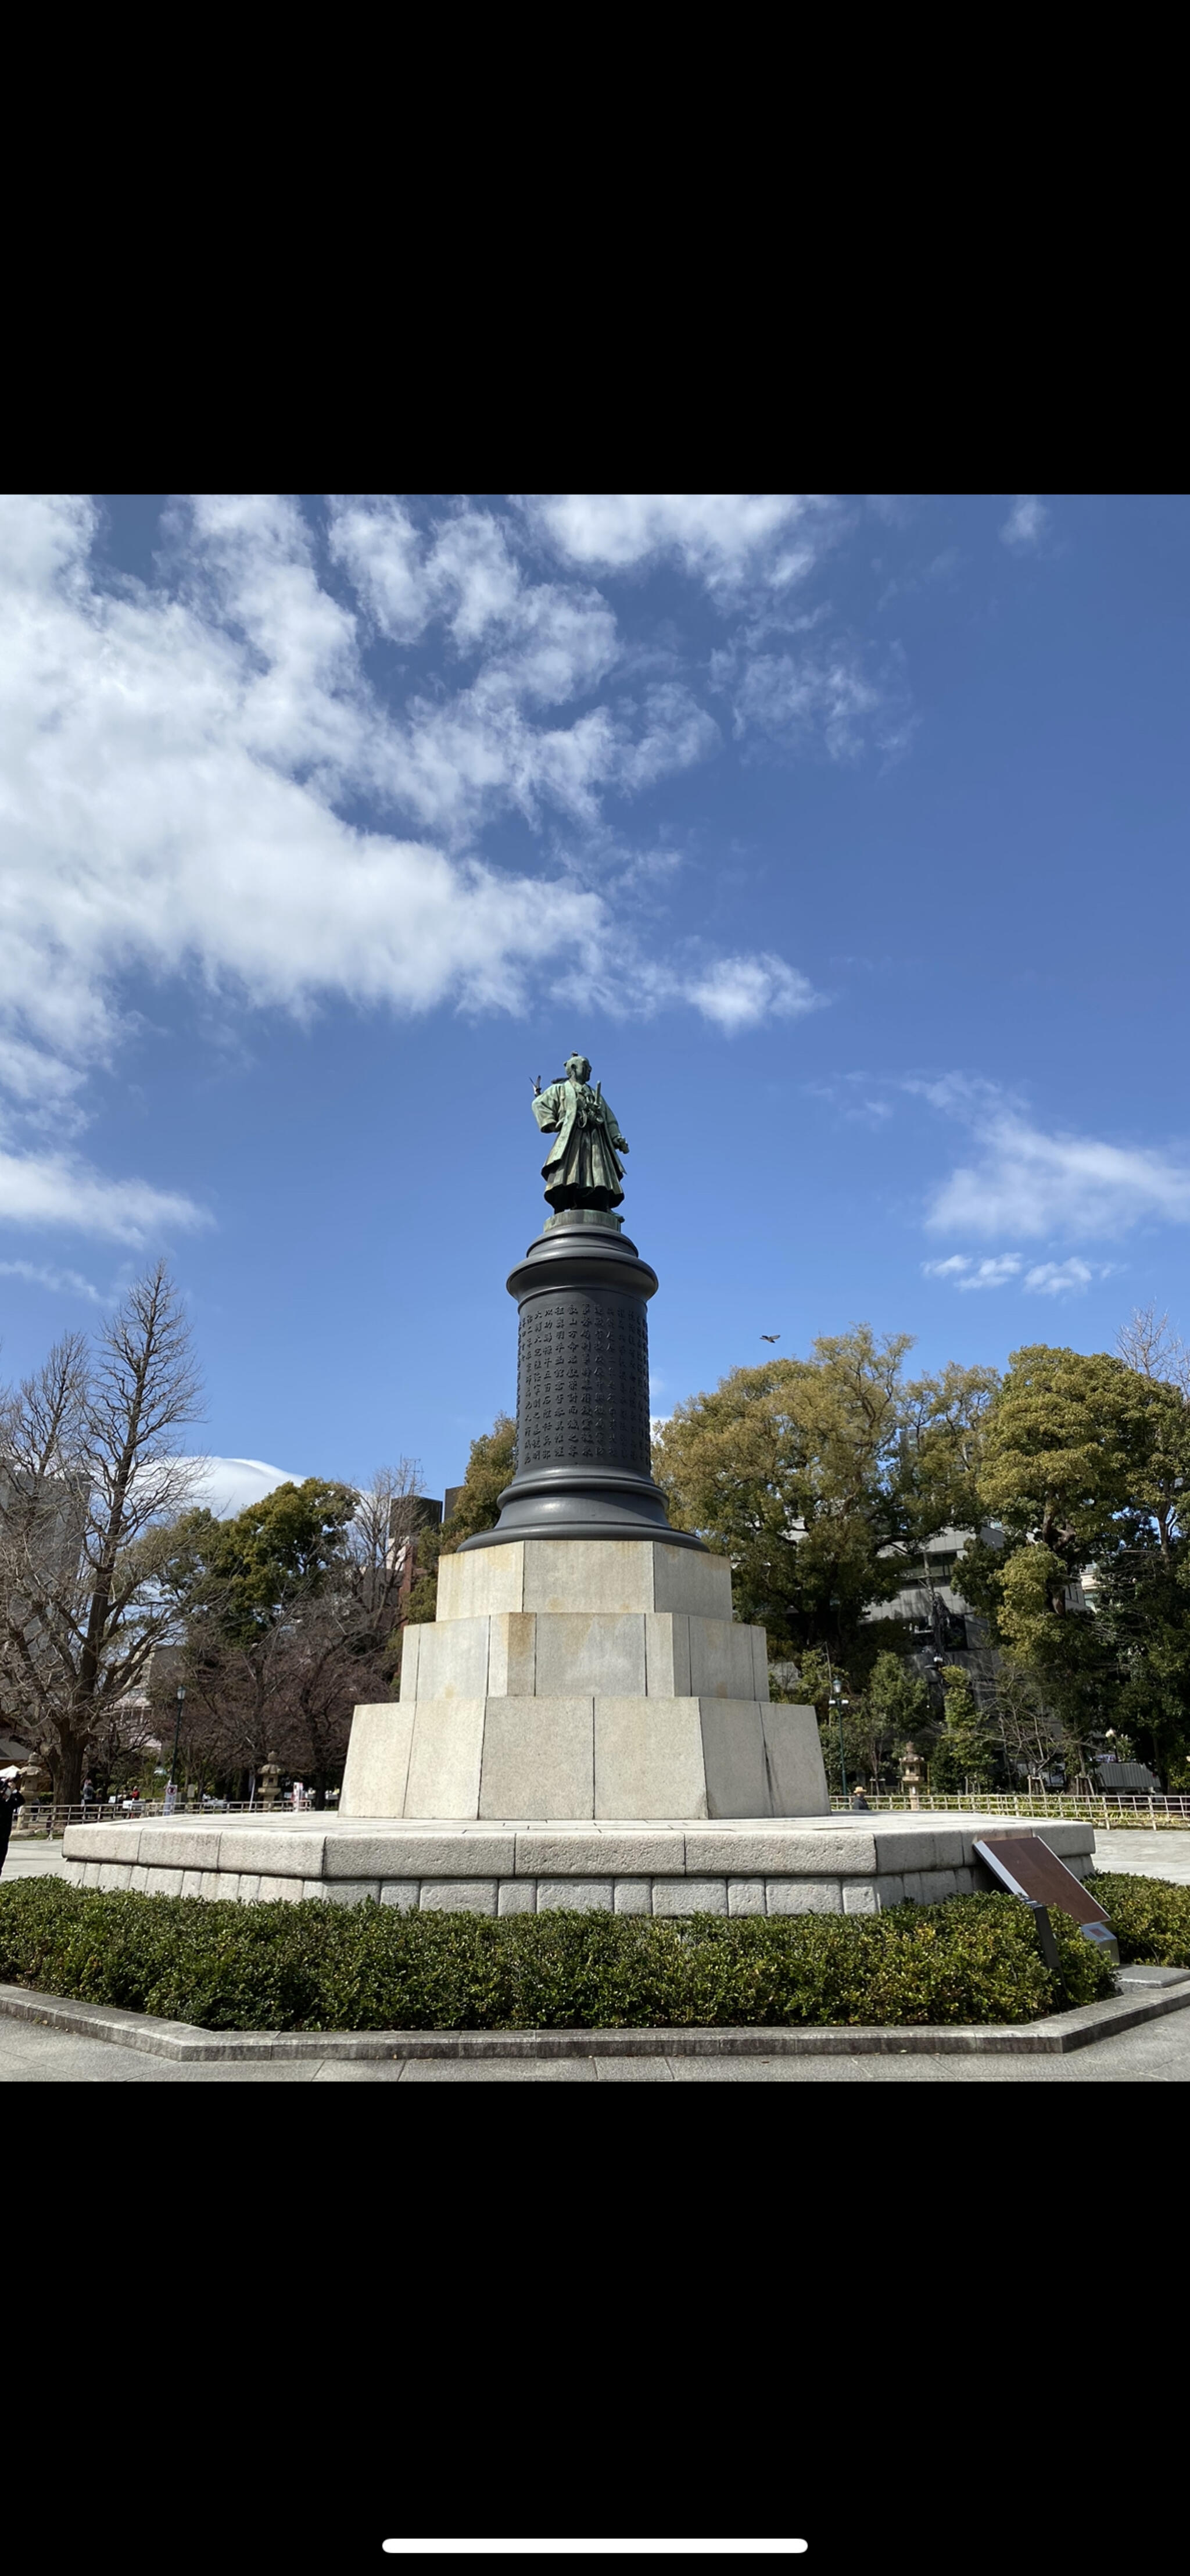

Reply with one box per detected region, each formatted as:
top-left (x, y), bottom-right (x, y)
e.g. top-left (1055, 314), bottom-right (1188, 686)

top-left (2, 492), bottom-right (1188, 1512)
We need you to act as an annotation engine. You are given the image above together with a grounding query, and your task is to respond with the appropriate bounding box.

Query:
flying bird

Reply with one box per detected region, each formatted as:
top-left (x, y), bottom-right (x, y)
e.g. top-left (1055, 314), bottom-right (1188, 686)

top-left (761, 1334), bottom-right (780, 1343)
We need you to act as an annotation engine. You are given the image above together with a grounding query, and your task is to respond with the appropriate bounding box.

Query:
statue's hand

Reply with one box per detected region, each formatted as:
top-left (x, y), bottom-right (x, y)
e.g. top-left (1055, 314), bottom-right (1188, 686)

top-left (619, 1139), bottom-right (629, 1153)
top-left (532, 1075), bottom-right (542, 1095)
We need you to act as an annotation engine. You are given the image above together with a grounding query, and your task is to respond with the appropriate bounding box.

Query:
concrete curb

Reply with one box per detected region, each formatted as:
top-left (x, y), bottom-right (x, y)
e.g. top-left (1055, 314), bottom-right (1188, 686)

top-left (2, 1973), bottom-right (1189, 2062)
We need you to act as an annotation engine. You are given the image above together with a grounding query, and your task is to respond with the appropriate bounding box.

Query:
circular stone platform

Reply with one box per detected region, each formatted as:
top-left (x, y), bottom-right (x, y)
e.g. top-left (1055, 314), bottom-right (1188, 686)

top-left (60, 1811), bottom-right (1098, 1915)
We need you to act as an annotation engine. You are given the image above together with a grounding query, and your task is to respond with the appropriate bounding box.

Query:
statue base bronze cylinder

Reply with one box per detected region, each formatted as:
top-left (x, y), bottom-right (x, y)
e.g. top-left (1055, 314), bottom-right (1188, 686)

top-left (459, 1218), bottom-right (705, 1552)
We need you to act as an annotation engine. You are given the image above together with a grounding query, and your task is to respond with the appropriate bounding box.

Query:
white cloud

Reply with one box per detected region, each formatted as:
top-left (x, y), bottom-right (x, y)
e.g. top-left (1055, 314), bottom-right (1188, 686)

top-left (716, 642), bottom-right (908, 763)
top-left (1001, 496), bottom-right (1048, 549)
top-left (0, 1148), bottom-right (207, 1244)
top-left (678, 954), bottom-right (823, 1034)
top-left (180, 1457), bottom-right (310, 1518)
top-left (528, 493), bottom-right (833, 594)
top-left (0, 494), bottom-right (832, 1235)
top-left (924, 1247), bottom-right (1117, 1297)
top-left (0, 1257), bottom-right (103, 1302)
top-left (923, 1254), bottom-right (1023, 1290)
top-left (926, 1110), bottom-right (1190, 1241)
top-left (1024, 1259), bottom-right (1103, 1296)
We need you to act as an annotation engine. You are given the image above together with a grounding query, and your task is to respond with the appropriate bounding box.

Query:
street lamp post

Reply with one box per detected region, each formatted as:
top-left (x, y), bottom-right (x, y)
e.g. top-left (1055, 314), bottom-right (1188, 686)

top-left (826, 1594), bottom-right (847, 1802)
top-left (167, 1686), bottom-right (185, 1812)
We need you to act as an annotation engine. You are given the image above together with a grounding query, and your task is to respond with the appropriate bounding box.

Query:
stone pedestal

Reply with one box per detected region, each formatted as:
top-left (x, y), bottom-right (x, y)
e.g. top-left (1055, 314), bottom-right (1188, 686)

top-left (59, 1809), bottom-right (1100, 1914)
top-left (339, 1536), bottom-right (828, 1822)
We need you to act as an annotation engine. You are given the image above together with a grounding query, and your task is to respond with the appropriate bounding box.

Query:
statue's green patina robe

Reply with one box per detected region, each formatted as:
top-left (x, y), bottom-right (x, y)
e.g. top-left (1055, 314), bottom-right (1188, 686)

top-left (533, 1074), bottom-right (629, 1209)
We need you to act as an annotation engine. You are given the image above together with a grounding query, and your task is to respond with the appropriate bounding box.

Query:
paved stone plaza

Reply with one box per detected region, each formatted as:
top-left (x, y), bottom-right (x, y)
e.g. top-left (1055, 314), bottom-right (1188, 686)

top-left (3, 2006), bottom-right (1190, 2081)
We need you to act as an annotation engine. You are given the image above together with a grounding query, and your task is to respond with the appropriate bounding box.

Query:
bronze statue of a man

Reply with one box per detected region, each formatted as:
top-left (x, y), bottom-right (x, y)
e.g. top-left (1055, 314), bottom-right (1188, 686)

top-left (532, 1054), bottom-right (629, 1214)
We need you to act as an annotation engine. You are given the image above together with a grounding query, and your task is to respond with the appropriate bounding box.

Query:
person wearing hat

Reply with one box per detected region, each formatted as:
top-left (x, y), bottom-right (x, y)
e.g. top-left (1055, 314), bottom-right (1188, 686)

top-left (0, 1766), bottom-right (20, 1877)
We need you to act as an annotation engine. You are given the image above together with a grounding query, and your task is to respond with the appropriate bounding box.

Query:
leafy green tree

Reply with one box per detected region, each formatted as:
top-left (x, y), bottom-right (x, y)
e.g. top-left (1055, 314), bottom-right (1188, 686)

top-left (653, 1329), bottom-right (992, 1680)
top-left (957, 1340), bottom-right (1190, 1780)
top-left (653, 1333), bottom-right (908, 1671)
top-left (168, 1473), bottom-right (412, 1803)
top-left (929, 1665), bottom-right (1000, 1791)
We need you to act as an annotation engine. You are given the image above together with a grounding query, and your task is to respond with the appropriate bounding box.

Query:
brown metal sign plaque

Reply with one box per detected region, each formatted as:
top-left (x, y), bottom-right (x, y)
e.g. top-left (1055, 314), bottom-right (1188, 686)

top-left (974, 1834), bottom-right (1109, 1926)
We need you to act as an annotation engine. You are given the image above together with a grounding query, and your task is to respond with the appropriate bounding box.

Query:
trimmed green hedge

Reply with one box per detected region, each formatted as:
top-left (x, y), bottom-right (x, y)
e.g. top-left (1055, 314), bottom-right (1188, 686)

top-left (0, 1879), bottom-right (1113, 2031)
top-left (1086, 1870), bottom-right (1190, 1967)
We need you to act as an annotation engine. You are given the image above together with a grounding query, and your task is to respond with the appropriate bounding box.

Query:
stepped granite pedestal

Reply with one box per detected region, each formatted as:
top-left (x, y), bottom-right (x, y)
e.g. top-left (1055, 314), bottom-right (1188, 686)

top-left (340, 1536), bottom-right (826, 1823)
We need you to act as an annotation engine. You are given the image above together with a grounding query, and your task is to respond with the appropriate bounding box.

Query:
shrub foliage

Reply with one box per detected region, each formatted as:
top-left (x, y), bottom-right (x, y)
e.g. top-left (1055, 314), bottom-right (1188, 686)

top-left (1085, 1869), bottom-right (1190, 1967)
top-left (0, 1880), bottom-right (1113, 2031)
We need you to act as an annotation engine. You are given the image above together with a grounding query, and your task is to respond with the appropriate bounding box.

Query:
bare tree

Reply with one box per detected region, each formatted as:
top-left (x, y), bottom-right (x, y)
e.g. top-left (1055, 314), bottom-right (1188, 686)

top-left (1117, 1303), bottom-right (1190, 1398)
top-left (0, 1264), bottom-right (205, 1801)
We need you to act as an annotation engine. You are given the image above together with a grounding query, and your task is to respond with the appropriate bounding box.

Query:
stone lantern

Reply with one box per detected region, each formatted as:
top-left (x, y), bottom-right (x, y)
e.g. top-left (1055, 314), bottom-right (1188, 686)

top-left (14, 1756), bottom-right (51, 1835)
top-left (259, 1755), bottom-right (281, 1811)
top-left (901, 1740), bottom-right (924, 1812)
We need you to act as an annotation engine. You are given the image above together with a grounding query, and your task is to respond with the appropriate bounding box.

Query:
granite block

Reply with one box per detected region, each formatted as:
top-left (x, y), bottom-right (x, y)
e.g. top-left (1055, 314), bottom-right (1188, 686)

top-left (370, 1831), bottom-right (517, 1877)
top-left (403, 1696), bottom-right (486, 1819)
top-left (843, 1883), bottom-right (879, 1915)
top-left (533, 1612), bottom-right (647, 1697)
top-left (138, 1826), bottom-right (223, 1871)
top-left (413, 1616), bottom-right (492, 1701)
top-left (760, 1704), bottom-right (831, 1814)
top-left (378, 1881), bottom-right (420, 1910)
top-left (397, 1623), bottom-right (422, 1703)
top-left (62, 1822), bottom-right (141, 1865)
top-left (322, 1880), bottom-right (381, 1905)
top-left (478, 1696), bottom-right (594, 1819)
top-left (869, 1830), bottom-right (940, 1873)
top-left (595, 1695), bottom-right (708, 1818)
top-left (536, 1879), bottom-right (615, 1912)
top-left (514, 1829), bottom-right (679, 1877)
top-left (438, 1543), bottom-right (525, 1621)
top-left (486, 1611), bottom-right (537, 1698)
top-left (213, 1830), bottom-right (327, 1879)
top-left (727, 1877), bottom-right (766, 1916)
top-left (497, 1879), bottom-right (537, 1915)
top-left (687, 1617), bottom-right (759, 1701)
top-left (650, 1543), bottom-right (733, 1618)
top-left (765, 1877), bottom-right (843, 1914)
top-left (652, 1876), bottom-right (728, 1915)
top-left (613, 1880), bottom-right (653, 1914)
top-left (417, 1879), bottom-right (498, 1914)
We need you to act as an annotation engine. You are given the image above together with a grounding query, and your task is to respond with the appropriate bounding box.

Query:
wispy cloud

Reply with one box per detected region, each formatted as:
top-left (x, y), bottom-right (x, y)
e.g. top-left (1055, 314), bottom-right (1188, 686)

top-left (929, 1118), bottom-right (1190, 1240)
top-left (924, 1249), bottom-right (1116, 1298)
top-left (923, 1254), bottom-right (1023, 1290)
top-left (0, 1257), bottom-right (104, 1302)
top-left (1001, 496), bottom-right (1048, 550)
top-left (526, 494), bottom-right (837, 596)
top-left (1024, 1258), bottom-right (1116, 1296)
top-left (919, 1085), bottom-right (1190, 1242)
top-left (0, 1148), bottom-right (208, 1246)
top-left (673, 954), bottom-right (823, 1035)
top-left (711, 638), bottom-right (912, 764)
